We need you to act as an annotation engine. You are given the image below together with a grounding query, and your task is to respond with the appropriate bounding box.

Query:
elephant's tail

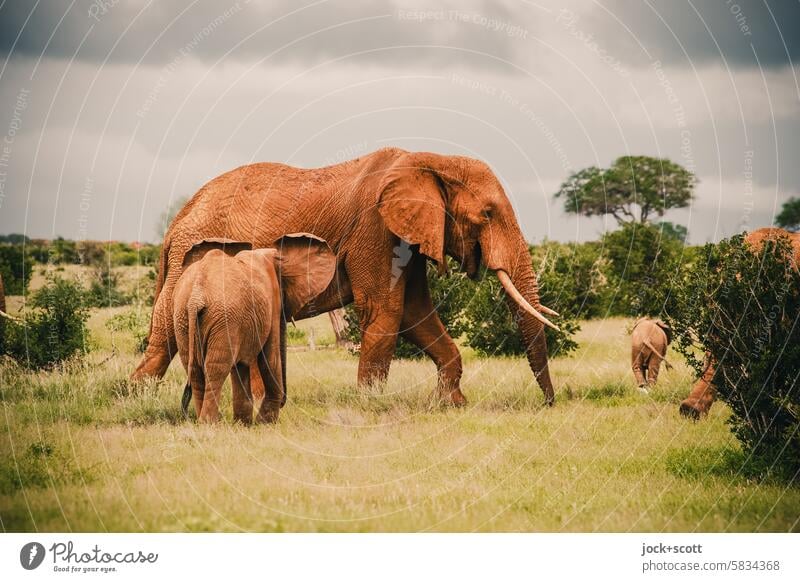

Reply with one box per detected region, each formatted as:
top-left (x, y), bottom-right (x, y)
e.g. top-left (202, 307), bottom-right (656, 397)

top-left (643, 339), bottom-right (673, 370)
top-left (183, 296), bottom-right (205, 415)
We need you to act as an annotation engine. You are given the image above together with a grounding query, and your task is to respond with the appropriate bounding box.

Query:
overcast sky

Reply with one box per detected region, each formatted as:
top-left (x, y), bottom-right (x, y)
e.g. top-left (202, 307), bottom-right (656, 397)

top-left (0, 0), bottom-right (797, 244)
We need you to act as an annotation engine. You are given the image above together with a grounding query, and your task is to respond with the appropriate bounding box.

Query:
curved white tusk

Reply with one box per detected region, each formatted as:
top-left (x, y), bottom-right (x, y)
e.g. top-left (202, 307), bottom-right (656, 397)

top-left (538, 304), bottom-right (560, 317)
top-left (496, 270), bottom-right (560, 332)
top-left (0, 309), bottom-right (24, 323)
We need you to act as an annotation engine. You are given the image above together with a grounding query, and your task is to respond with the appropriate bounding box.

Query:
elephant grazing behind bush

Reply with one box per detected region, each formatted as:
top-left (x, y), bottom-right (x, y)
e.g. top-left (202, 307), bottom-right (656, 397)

top-left (667, 228), bottom-right (800, 477)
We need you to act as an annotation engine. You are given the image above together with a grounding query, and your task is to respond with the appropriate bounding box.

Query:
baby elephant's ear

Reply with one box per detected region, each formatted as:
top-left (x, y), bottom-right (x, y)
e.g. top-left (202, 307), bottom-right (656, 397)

top-left (276, 233), bottom-right (337, 319)
top-left (655, 319), bottom-right (673, 343)
top-left (182, 238), bottom-right (252, 269)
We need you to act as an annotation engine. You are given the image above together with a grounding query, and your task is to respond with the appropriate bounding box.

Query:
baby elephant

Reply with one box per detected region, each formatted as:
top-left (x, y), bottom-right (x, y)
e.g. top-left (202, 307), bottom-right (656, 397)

top-left (173, 233), bottom-right (336, 424)
top-left (630, 318), bottom-right (673, 392)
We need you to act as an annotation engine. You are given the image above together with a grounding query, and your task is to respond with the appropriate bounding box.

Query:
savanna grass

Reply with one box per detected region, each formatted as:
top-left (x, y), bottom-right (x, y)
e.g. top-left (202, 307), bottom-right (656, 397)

top-left (1, 307), bottom-right (798, 532)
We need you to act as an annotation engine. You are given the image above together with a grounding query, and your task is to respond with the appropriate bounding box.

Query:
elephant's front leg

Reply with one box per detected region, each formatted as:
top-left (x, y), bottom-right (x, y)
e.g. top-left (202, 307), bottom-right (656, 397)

top-left (399, 254), bottom-right (466, 406)
top-left (356, 299), bottom-right (404, 387)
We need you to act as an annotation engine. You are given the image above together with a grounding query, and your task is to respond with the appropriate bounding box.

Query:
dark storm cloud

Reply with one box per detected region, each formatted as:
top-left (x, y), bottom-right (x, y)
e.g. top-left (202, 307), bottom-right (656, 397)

top-left (587, 0), bottom-right (800, 69)
top-left (0, 0), bottom-right (530, 71)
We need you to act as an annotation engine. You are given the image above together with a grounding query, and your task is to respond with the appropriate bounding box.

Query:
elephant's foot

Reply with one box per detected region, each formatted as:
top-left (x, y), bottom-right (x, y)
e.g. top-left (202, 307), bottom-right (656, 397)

top-left (233, 411), bottom-right (253, 425)
top-left (198, 412), bottom-right (221, 424)
top-left (679, 398), bottom-right (706, 420)
top-left (257, 401), bottom-right (281, 424)
top-left (131, 346), bottom-right (173, 381)
top-left (437, 387), bottom-right (467, 407)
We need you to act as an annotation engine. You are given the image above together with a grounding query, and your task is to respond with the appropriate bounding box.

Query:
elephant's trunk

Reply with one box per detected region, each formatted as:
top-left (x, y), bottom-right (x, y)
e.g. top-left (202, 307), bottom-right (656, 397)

top-left (497, 238), bottom-right (556, 406)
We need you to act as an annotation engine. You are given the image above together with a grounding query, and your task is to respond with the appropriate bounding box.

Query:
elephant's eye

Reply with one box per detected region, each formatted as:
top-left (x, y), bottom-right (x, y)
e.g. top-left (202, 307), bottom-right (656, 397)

top-left (482, 208), bottom-right (493, 221)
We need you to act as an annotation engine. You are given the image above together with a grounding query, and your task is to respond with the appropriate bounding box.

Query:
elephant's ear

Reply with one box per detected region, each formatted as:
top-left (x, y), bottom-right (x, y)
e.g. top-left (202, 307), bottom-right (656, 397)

top-left (655, 319), bottom-right (672, 344)
top-left (377, 152), bottom-right (447, 269)
top-left (182, 238), bottom-right (252, 269)
top-left (276, 233), bottom-right (337, 319)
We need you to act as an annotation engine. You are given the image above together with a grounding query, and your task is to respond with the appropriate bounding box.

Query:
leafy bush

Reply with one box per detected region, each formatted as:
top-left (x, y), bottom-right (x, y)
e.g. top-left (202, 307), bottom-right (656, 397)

top-left (85, 265), bottom-right (130, 308)
top-left (4, 275), bottom-right (91, 369)
top-left (458, 262), bottom-right (580, 359)
top-left (532, 240), bottom-right (611, 320)
top-left (0, 243), bottom-right (33, 295)
top-left (286, 325), bottom-right (307, 346)
top-left (106, 306), bottom-right (150, 353)
top-left (666, 234), bottom-right (800, 479)
top-left (603, 222), bottom-right (687, 317)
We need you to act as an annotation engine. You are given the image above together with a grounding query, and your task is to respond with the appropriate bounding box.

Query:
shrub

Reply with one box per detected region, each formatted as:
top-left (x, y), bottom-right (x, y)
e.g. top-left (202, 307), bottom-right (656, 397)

top-left (106, 306), bottom-right (150, 353)
top-left (602, 221), bottom-right (687, 317)
top-left (0, 244), bottom-right (33, 295)
top-left (286, 325), bottom-right (307, 346)
top-left (4, 275), bottom-right (90, 369)
top-left (666, 234), bottom-right (800, 479)
top-left (458, 262), bottom-right (581, 359)
top-left (85, 265), bottom-right (130, 308)
top-left (532, 240), bottom-right (611, 320)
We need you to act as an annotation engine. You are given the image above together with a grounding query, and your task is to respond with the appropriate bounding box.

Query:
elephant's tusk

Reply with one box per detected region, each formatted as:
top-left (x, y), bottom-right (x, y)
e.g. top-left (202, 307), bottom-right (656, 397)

top-left (496, 270), bottom-right (560, 332)
top-left (538, 304), bottom-right (560, 317)
top-left (0, 309), bottom-right (24, 324)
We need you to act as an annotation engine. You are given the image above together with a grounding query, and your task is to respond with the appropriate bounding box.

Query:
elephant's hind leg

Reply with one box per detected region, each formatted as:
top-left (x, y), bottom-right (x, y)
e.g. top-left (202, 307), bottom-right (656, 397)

top-left (631, 350), bottom-right (647, 389)
top-left (231, 363), bottom-right (254, 425)
top-left (646, 359), bottom-right (661, 387)
top-left (132, 278), bottom-right (179, 380)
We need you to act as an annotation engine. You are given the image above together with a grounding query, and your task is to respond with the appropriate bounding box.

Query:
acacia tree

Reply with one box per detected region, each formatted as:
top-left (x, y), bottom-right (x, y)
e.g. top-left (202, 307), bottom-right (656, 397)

top-left (554, 156), bottom-right (696, 225)
top-left (776, 197), bottom-right (800, 232)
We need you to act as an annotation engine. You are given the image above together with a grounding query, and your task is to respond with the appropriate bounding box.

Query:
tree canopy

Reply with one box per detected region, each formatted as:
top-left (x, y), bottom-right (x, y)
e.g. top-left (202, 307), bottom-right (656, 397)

top-left (554, 156), bottom-right (696, 225)
top-left (776, 197), bottom-right (800, 232)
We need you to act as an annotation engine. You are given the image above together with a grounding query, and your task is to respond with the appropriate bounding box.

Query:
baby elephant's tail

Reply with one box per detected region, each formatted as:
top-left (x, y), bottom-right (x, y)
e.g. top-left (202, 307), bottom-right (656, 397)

top-left (643, 339), bottom-right (673, 370)
top-left (182, 296), bottom-right (205, 416)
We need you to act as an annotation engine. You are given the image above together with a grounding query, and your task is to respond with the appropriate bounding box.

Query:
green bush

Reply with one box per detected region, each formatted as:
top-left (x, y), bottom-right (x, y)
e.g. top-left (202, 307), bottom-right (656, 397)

top-left (666, 234), bottom-right (800, 479)
top-left (603, 222), bottom-right (687, 317)
top-left (106, 306), bottom-right (150, 353)
top-left (0, 244), bottom-right (33, 295)
top-left (458, 261), bottom-right (581, 359)
top-left (532, 240), bottom-right (611, 320)
top-left (4, 275), bottom-right (90, 369)
top-left (286, 325), bottom-right (307, 346)
top-left (85, 265), bottom-right (130, 308)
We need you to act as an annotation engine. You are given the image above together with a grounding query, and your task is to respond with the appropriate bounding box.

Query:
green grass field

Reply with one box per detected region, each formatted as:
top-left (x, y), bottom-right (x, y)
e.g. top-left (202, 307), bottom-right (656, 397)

top-left (1, 295), bottom-right (798, 532)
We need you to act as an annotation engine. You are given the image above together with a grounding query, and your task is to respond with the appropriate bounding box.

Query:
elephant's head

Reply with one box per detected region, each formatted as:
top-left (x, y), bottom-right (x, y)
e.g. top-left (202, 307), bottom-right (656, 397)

top-left (376, 151), bottom-right (558, 403)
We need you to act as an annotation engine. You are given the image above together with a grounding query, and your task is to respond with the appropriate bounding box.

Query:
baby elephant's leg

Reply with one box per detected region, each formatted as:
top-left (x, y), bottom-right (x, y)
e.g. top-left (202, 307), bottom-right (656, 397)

top-left (199, 363), bottom-right (228, 423)
top-left (646, 359), bottom-right (661, 387)
top-left (231, 363), bottom-right (254, 424)
top-left (189, 365), bottom-right (206, 418)
top-left (256, 336), bottom-right (283, 424)
top-left (632, 352), bottom-right (647, 388)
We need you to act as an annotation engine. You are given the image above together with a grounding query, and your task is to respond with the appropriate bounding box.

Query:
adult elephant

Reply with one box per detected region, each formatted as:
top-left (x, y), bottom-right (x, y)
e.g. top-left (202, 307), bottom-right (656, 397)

top-left (132, 148), bottom-right (559, 405)
top-left (679, 227), bottom-right (800, 419)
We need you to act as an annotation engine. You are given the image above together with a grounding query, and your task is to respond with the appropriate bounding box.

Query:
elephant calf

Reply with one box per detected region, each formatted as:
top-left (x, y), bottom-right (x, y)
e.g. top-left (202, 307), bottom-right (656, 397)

top-left (173, 234), bottom-right (336, 424)
top-left (630, 318), bottom-right (672, 392)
